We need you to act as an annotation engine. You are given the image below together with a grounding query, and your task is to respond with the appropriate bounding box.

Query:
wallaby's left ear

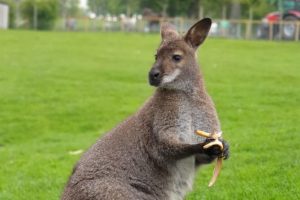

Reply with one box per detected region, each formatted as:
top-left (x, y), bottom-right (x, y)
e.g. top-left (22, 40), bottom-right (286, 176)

top-left (161, 23), bottom-right (179, 40)
top-left (184, 18), bottom-right (212, 49)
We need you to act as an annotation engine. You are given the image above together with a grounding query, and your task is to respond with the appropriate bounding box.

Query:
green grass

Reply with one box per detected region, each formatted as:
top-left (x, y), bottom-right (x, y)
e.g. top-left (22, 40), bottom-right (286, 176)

top-left (0, 30), bottom-right (299, 200)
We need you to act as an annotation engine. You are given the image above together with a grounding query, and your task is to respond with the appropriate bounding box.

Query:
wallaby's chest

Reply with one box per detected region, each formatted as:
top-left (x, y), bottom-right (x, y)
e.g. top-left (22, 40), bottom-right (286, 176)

top-left (156, 92), bottom-right (220, 199)
top-left (175, 97), bottom-right (214, 143)
top-left (175, 98), bottom-right (193, 143)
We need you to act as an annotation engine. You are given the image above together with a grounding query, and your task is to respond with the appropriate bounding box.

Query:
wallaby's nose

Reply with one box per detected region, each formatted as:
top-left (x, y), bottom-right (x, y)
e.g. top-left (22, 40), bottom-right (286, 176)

top-left (149, 68), bottom-right (161, 87)
top-left (152, 71), bottom-right (160, 79)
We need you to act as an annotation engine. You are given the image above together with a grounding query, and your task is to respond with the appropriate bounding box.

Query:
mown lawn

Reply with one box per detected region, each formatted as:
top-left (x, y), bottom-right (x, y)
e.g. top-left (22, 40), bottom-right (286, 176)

top-left (0, 30), bottom-right (299, 200)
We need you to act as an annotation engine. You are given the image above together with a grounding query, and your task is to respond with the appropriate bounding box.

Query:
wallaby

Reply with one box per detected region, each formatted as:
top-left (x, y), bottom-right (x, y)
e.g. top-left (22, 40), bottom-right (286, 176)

top-left (62, 18), bottom-right (229, 200)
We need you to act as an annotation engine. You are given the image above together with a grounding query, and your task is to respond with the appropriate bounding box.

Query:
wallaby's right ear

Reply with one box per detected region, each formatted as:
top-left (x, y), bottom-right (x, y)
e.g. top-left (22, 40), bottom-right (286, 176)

top-left (184, 18), bottom-right (212, 49)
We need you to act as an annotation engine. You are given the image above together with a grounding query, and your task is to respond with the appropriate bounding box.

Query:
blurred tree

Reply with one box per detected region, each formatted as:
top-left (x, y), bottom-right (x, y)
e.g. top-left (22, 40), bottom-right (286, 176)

top-left (14, 0), bottom-right (22, 27)
top-left (59, 0), bottom-right (67, 25)
top-left (240, 0), bottom-right (260, 20)
top-left (124, 0), bottom-right (140, 16)
top-left (200, 0), bottom-right (229, 18)
top-left (68, 0), bottom-right (79, 17)
top-left (230, 0), bottom-right (241, 19)
top-left (59, 0), bottom-right (79, 18)
top-left (59, 0), bottom-right (80, 30)
top-left (88, 0), bottom-right (107, 15)
top-left (221, 0), bottom-right (232, 19)
top-left (140, 0), bottom-right (168, 16)
top-left (106, 0), bottom-right (120, 14)
top-left (167, 0), bottom-right (198, 17)
top-left (238, 0), bottom-right (276, 19)
top-left (86, 0), bottom-right (277, 20)
top-left (88, 0), bottom-right (139, 16)
top-left (252, 1), bottom-right (276, 19)
top-left (21, 0), bottom-right (58, 30)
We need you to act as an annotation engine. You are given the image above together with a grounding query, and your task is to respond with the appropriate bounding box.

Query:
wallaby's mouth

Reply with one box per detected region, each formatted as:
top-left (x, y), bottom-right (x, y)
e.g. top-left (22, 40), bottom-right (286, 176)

top-left (148, 68), bottom-right (161, 87)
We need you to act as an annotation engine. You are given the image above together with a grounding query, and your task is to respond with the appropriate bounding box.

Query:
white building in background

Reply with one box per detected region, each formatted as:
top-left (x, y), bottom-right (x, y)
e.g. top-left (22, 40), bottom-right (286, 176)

top-left (0, 3), bottom-right (9, 29)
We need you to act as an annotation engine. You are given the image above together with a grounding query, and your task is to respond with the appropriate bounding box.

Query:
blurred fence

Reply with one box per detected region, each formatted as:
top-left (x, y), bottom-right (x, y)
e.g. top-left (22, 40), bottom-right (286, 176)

top-left (53, 17), bottom-right (300, 41)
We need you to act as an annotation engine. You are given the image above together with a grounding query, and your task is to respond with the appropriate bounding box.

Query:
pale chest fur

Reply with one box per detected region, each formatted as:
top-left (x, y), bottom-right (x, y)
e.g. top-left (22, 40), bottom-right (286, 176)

top-left (167, 156), bottom-right (195, 200)
top-left (191, 96), bottom-right (221, 140)
top-left (166, 95), bottom-right (220, 200)
top-left (165, 97), bottom-right (198, 200)
top-left (174, 94), bottom-right (219, 145)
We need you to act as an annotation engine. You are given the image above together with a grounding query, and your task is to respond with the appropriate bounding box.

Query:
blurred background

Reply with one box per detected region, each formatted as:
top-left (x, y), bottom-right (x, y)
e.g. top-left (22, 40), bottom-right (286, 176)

top-left (1, 0), bottom-right (300, 41)
top-left (0, 1), bottom-right (300, 200)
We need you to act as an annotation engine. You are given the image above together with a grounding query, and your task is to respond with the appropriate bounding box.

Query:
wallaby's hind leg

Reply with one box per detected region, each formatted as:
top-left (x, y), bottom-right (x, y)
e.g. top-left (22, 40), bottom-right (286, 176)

top-left (62, 180), bottom-right (137, 200)
top-left (97, 181), bottom-right (138, 200)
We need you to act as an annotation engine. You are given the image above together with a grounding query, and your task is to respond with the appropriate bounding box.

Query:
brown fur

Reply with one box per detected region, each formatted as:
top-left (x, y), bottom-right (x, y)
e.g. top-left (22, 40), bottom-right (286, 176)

top-left (62, 18), bottom-right (229, 200)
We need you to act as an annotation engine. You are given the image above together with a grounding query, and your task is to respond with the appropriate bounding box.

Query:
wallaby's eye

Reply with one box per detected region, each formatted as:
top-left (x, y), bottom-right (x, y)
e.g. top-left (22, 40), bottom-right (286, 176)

top-left (154, 54), bottom-right (158, 60)
top-left (172, 54), bottom-right (182, 62)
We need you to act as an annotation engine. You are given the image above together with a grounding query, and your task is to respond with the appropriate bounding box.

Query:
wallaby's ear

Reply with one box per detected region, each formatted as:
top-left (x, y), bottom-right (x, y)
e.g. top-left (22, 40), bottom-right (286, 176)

top-left (161, 23), bottom-right (179, 40)
top-left (184, 18), bottom-right (212, 49)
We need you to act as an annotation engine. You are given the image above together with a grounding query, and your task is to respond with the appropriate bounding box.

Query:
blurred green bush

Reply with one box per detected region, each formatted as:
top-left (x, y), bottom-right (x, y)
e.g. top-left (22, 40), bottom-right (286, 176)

top-left (21, 0), bottom-right (58, 30)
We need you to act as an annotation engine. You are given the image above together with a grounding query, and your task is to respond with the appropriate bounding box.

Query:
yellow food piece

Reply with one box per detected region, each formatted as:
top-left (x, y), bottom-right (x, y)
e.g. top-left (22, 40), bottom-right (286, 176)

top-left (203, 140), bottom-right (223, 150)
top-left (208, 157), bottom-right (223, 187)
top-left (195, 130), bottom-right (211, 138)
top-left (195, 130), bottom-right (225, 187)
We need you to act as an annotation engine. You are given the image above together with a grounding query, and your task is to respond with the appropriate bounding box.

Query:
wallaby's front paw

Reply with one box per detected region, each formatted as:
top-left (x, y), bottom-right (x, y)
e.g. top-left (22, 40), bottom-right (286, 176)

top-left (204, 139), bottom-right (229, 160)
top-left (222, 140), bottom-right (230, 160)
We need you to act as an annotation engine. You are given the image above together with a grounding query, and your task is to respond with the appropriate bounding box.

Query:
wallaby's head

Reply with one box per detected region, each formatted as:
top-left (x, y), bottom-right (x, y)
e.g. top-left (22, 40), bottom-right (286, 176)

top-left (149, 18), bottom-right (211, 90)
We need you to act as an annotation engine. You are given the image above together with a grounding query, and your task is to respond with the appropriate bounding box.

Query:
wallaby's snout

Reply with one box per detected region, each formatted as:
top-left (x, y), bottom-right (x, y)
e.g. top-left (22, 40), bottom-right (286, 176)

top-left (149, 67), bottom-right (161, 86)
